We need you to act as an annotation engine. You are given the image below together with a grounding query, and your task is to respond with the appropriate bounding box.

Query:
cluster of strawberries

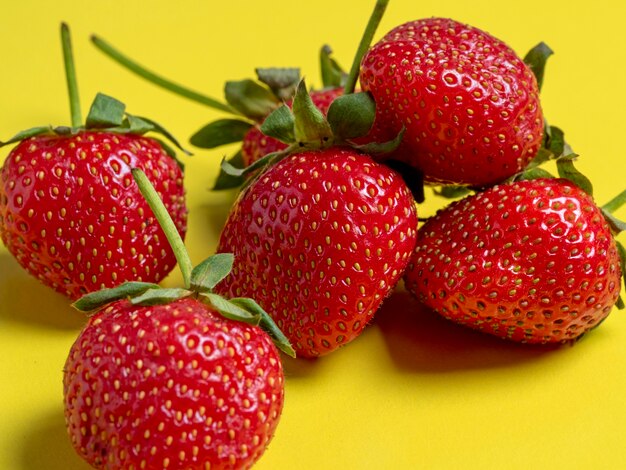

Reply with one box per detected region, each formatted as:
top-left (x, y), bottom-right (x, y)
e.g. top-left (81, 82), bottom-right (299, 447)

top-left (1, 2), bottom-right (624, 468)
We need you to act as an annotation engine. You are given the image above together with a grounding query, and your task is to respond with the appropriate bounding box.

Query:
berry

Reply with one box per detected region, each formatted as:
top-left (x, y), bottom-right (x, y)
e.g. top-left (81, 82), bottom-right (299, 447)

top-left (0, 131), bottom-right (186, 299)
top-left (215, 148), bottom-right (418, 357)
top-left (360, 17), bottom-right (544, 186)
top-left (404, 179), bottom-right (622, 343)
top-left (63, 297), bottom-right (284, 469)
top-left (0, 25), bottom-right (188, 299)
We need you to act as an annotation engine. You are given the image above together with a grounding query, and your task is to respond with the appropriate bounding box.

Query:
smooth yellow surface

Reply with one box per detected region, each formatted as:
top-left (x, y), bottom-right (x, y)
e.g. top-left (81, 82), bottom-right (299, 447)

top-left (1, 1), bottom-right (625, 469)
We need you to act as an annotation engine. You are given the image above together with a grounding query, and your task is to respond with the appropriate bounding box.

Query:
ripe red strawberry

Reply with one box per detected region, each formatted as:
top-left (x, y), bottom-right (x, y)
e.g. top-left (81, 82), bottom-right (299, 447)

top-left (241, 87), bottom-right (343, 166)
top-left (64, 167), bottom-right (293, 470)
top-left (360, 17), bottom-right (544, 187)
top-left (64, 296), bottom-right (284, 470)
top-left (404, 178), bottom-right (622, 343)
top-left (215, 148), bottom-right (418, 357)
top-left (0, 24), bottom-right (187, 300)
top-left (0, 131), bottom-right (186, 299)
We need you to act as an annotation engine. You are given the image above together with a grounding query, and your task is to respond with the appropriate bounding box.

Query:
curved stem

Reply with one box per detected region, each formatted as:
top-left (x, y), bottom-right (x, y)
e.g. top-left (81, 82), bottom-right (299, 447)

top-left (343, 0), bottom-right (390, 95)
top-left (91, 35), bottom-right (237, 114)
top-left (132, 168), bottom-right (193, 288)
top-left (602, 189), bottom-right (626, 214)
top-left (61, 23), bottom-right (82, 127)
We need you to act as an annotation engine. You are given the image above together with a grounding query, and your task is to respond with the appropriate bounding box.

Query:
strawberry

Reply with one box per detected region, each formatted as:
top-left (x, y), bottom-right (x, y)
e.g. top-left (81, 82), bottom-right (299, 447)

top-left (64, 297), bottom-right (285, 470)
top-left (359, 17), bottom-right (545, 187)
top-left (211, 4), bottom-right (418, 357)
top-left (0, 24), bottom-right (187, 300)
top-left (0, 132), bottom-right (185, 299)
top-left (404, 178), bottom-right (623, 343)
top-left (215, 145), bottom-right (418, 357)
top-left (64, 168), bottom-right (293, 469)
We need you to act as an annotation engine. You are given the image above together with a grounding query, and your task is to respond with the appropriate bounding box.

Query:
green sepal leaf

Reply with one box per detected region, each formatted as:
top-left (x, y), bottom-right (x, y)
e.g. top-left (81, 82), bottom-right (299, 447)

top-left (72, 281), bottom-right (160, 312)
top-left (201, 293), bottom-right (261, 325)
top-left (221, 150), bottom-right (280, 178)
top-left (130, 287), bottom-right (192, 306)
top-left (190, 253), bottom-right (234, 293)
top-left (213, 151), bottom-right (246, 190)
top-left (85, 93), bottom-right (126, 128)
top-left (350, 127), bottom-right (405, 155)
top-left (229, 297), bottom-right (295, 357)
top-left (292, 79), bottom-right (333, 145)
top-left (0, 126), bottom-right (54, 148)
top-left (546, 125), bottom-right (566, 156)
top-left (433, 185), bottom-right (473, 199)
top-left (255, 68), bottom-right (300, 101)
top-left (320, 44), bottom-right (347, 88)
top-left (125, 114), bottom-right (154, 134)
top-left (130, 114), bottom-right (192, 156)
top-left (523, 42), bottom-right (554, 92)
top-left (260, 105), bottom-right (296, 144)
top-left (616, 296), bottom-right (625, 310)
top-left (327, 92), bottom-right (375, 140)
top-left (556, 155), bottom-right (593, 196)
top-left (224, 79), bottom-right (280, 121)
top-left (602, 210), bottom-right (626, 234)
top-left (190, 119), bottom-right (253, 149)
top-left (525, 148), bottom-right (554, 171)
top-left (516, 166), bottom-right (555, 181)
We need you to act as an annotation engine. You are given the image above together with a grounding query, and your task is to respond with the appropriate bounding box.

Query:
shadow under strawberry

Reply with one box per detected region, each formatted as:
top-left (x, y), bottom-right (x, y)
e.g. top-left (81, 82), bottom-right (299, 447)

top-left (373, 286), bottom-right (564, 373)
top-left (0, 253), bottom-right (84, 330)
top-left (19, 407), bottom-right (91, 470)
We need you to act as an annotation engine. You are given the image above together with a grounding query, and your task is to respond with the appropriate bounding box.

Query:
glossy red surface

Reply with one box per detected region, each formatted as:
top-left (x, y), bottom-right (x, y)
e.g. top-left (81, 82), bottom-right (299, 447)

top-left (0, 131), bottom-right (186, 299)
top-left (360, 17), bottom-right (544, 186)
top-left (405, 179), bottom-right (622, 342)
top-left (216, 148), bottom-right (418, 357)
top-left (63, 297), bottom-right (284, 469)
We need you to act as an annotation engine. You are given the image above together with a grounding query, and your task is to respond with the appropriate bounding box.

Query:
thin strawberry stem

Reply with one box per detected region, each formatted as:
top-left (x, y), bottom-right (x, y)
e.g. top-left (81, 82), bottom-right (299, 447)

top-left (91, 35), bottom-right (237, 114)
top-left (132, 168), bottom-right (193, 289)
top-left (61, 23), bottom-right (82, 127)
top-left (343, 0), bottom-right (390, 95)
top-left (602, 189), bottom-right (626, 214)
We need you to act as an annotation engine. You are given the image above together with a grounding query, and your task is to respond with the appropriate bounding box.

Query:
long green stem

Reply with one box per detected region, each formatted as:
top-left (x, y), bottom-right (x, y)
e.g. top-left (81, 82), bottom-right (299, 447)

top-left (602, 189), bottom-right (626, 214)
top-left (343, 0), bottom-right (390, 95)
top-left (132, 168), bottom-right (193, 288)
top-left (61, 23), bottom-right (82, 127)
top-left (91, 35), bottom-right (236, 114)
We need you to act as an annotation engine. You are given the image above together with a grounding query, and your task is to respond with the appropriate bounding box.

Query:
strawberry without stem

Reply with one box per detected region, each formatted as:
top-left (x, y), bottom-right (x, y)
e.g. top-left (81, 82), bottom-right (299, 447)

top-left (360, 17), bottom-right (544, 187)
top-left (404, 178), bottom-right (622, 343)
top-left (64, 297), bottom-right (284, 470)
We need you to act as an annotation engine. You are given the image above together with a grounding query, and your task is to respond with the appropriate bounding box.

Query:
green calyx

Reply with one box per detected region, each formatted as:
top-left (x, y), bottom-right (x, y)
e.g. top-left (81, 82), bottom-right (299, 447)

top-left (220, 78), bottom-right (402, 181)
top-left (523, 42), bottom-right (554, 92)
top-left (0, 24), bottom-right (189, 167)
top-left (72, 168), bottom-right (295, 357)
top-left (600, 189), bottom-right (626, 310)
top-left (320, 45), bottom-right (348, 89)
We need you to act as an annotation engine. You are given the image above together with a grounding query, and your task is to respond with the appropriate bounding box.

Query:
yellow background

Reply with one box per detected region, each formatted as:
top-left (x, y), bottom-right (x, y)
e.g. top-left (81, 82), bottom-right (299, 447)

top-left (1, 0), bottom-right (626, 469)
